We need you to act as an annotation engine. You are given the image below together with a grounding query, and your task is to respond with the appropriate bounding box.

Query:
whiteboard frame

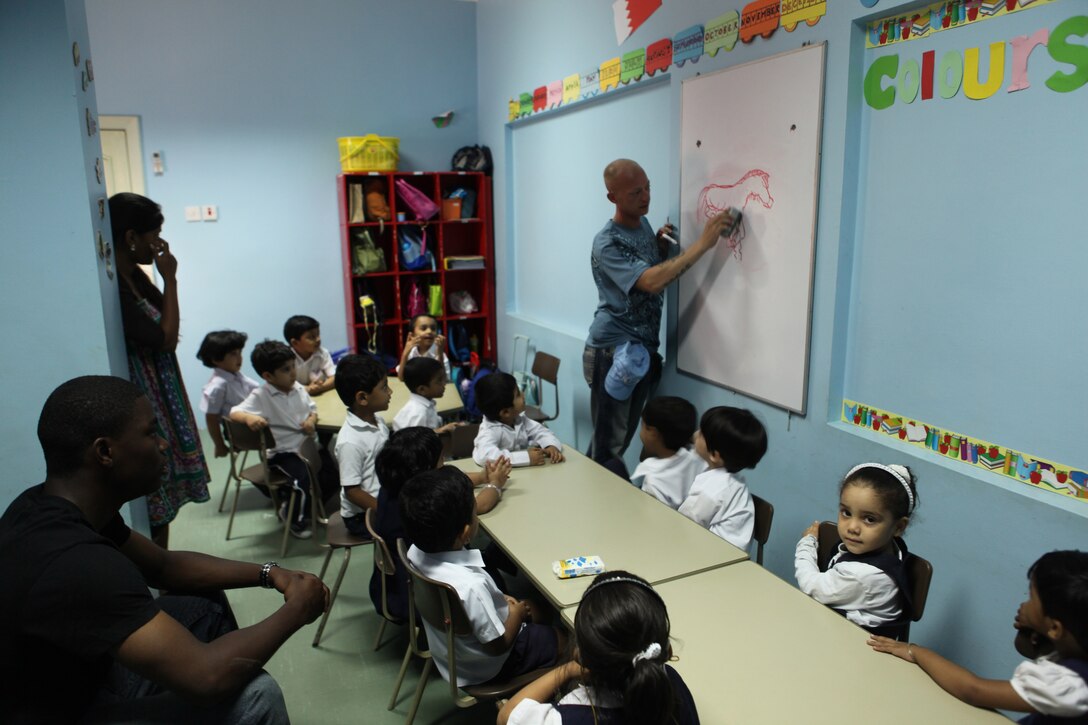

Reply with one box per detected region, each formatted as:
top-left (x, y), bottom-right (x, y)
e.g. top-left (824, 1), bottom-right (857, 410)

top-left (676, 43), bottom-right (826, 415)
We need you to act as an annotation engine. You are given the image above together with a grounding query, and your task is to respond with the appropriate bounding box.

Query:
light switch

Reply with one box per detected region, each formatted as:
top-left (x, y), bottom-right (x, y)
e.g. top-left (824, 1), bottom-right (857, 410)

top-left (184, 206), bottom-right (201, 222)
top-left (202, 205), bottom-right (218, 222)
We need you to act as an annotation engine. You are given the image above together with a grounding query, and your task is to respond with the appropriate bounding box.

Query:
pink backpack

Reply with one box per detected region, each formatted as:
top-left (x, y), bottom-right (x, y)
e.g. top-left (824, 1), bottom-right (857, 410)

top-left (395, 179), bottom-right (439, 221)
top-left (406, 279), bottom-right (426, 319)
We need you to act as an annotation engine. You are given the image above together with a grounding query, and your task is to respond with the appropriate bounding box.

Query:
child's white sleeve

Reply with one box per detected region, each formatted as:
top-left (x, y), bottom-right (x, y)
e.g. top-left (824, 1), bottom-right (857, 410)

top-left (230, 388), bottom-right (265, 418)
top-left (321, 347), bottom-right (336, 378)
top-left (200, 379), bottom-right (225, 416)
top-left (507, 699), bottom-right (563, 725)
top-left (1011, 657), bottom-right (1088, 717)
top-left (393, 403), bottom-right (427, 432)
top-left (472, 425), bottom-right (530, 467)
top-left (523, 417), bottom-right (561, 451)
top-left (794, 535), bottom-right (866, 606)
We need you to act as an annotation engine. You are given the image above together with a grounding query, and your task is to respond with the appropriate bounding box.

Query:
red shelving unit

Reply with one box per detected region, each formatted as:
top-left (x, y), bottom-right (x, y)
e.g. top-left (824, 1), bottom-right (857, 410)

top-left (338, 171), bottom-right (496, 372)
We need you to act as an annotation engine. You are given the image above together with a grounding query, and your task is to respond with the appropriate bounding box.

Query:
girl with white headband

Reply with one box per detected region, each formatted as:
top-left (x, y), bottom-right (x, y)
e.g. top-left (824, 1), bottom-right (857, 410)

top-left (794, 462), bottom-right (919, 638)
top-left (498, 570), bottom-right (700, 725)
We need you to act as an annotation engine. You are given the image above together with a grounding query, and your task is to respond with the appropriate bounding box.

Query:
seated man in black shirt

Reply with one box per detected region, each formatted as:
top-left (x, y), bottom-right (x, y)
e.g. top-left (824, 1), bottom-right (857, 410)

top-left (0, 375), bottom-right (329, 724)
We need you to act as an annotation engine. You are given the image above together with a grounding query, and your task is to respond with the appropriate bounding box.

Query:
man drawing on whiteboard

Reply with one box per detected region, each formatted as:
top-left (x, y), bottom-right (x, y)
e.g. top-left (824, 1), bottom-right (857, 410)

top-left (584, 158), bottom-right (737, 473)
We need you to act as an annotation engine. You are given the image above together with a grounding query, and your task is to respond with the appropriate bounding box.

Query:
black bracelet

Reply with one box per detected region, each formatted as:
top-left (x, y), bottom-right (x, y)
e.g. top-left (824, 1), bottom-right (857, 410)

top-left (260, 561), bottom-right (279, 589)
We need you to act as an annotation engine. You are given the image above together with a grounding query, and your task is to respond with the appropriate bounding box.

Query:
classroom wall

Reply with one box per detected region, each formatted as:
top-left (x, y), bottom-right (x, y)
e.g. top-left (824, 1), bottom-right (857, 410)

top-left (0, 0), bottom-right (130, 511)
top-left (476, 0), bottom-right (1087, 681)
top-left (84, 0), bottom-right (479, 418)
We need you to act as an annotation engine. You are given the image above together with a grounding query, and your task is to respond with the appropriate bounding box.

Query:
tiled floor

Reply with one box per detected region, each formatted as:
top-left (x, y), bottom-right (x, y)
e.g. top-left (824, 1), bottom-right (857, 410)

top-left (170, 431), bottom-right (490, 725)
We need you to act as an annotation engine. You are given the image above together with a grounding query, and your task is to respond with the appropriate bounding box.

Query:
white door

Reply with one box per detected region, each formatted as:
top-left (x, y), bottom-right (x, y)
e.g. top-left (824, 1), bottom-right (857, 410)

top-left (99, 115), bottom-right (154, 280)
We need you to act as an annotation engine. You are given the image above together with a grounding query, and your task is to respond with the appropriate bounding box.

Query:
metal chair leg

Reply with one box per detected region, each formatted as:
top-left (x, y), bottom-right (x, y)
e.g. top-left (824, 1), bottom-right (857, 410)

top-left (388, 643), bottom-right (415, 710)
top-left (225, 479), bottom-right (242, 540)
top-left (404, 657), bottom-right (433, 725)
top-left (311, 547), bottom-right (351, 647)
top-left (218, 473), bottom-right (232, 512)
top-left (372, 618), bottom-right (389, 651)
top-left (280, 491), bottom-right (297, 558)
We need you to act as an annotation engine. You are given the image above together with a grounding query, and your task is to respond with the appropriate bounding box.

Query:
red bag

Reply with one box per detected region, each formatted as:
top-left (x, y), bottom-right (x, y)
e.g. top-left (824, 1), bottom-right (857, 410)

top-left (406, 279), bottom-right (426, 318)
top-left (394, 179), bottom-right (439, 221)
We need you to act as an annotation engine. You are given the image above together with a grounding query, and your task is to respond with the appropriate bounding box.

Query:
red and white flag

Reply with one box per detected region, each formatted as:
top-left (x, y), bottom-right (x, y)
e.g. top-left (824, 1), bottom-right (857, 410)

top-left (612, 0), bottom-right (662, 44)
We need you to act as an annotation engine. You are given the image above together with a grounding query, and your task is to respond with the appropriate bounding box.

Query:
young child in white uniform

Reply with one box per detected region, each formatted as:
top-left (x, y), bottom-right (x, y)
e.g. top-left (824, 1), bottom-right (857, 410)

top-left (396, 314), bottom-right (452, 382)
top-left (392, 357), bottom-right (464, 435)
top-left (197, 329), bottom-right (259, 459)
top-left (677, 406), bottom-right (767, 550)
top-left (870, 550), bottom-right (1088, 722)
top-left (795, 463), bottom-right (918, 636)
top-left (472, 372), bottom-right (563, 467)
top-left (284, 314), bottom-right (336, 396)
top-left (630, 396), bottom-right (705, 508)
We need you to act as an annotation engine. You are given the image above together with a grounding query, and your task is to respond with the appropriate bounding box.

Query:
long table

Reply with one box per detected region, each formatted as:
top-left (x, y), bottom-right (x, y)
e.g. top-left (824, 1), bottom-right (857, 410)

top-left (451, 449), bottom-right (748, 608)
top-left (561, 562), bottom-right (1008, 724)
top-left (312, 378), bottom-right (461, 431)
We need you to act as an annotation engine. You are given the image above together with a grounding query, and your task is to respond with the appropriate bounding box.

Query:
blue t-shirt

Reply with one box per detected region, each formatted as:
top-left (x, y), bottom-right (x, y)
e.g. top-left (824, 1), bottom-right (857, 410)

top-left (586, 218), bottom-right (677, 351)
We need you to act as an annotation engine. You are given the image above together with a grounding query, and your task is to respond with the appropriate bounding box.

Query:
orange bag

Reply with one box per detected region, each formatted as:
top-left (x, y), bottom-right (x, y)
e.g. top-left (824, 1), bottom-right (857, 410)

top-left (364, 179), bottom-right (391, 222)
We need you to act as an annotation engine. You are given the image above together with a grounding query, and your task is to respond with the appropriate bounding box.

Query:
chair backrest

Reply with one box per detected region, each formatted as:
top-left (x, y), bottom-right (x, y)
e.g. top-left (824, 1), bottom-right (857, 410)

top-left (751, 494), bottom-right (774, 565)
top-left (367, 508), bottom-right (396, 577)
top-left (449, 423), bottom-right (480, 460)
top-left (297, 434), bottom-right (323, 475)
top-left (530, 352), bottom-right (560, 384)
top-left (224, 420), bottom-right (276, 454)
top-left (816, 520), bottom-right (839, 572)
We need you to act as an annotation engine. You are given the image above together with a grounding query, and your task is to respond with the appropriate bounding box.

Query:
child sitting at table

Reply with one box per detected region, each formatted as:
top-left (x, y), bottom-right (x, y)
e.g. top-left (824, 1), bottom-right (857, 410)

top-left (631, 396), bottom-right (706, 509)
top-left (392, 356), bottom-right (464, 435)
top-left (795, 462), bottom-right (918, 637)
top-left (332, 353), bottom-right (391, 537)
top-left (284, 314), bottom-right (335, 396)
top-left (397, 313), bottom-right (451, 382)
top-left (677, 406), bottom-right (767, 550)
top-left (400, 466), bottom-right (564, 687)
top-left (369, 426), bottom-right (511, 621)
top-left (472, 372), bottom-right (564, 467)
top-left (870, 550), bottom-right (1088, 722)
top-left (197, 329), bottom-right (259, 459)
top-left (229, 340), bottom-right (320, 538)
top-left (498, 570), bottom-right (699, 725)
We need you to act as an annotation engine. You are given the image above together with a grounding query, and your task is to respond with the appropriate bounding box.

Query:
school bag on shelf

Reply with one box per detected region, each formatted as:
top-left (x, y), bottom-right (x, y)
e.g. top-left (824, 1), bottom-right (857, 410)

top-left (406, 279), bottom-right (426, 319)
top-left (394, 179), bottom-right (439, 221)
top-left (445, 188), bottom-right (477, 219)
top-left (351, 229), bottom-right (386, 274)
top-left (451, 145), bottom-right (493, 175)
top-left (449, 290), bottom-right (478, 314)
top-left (398, 226), bottom-right (434, 271)
top-left (428, 284), bottom-right (443, 317)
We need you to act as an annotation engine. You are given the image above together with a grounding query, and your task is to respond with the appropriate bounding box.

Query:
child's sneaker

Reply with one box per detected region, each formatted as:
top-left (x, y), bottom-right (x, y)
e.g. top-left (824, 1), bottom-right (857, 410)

top-left (278, 502), bottom-right (312, 539)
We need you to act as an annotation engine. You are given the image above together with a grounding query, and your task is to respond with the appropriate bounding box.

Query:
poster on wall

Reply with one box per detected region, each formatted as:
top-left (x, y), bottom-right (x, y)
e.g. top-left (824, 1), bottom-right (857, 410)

top-left (676, 44), bottom-right (826, 413)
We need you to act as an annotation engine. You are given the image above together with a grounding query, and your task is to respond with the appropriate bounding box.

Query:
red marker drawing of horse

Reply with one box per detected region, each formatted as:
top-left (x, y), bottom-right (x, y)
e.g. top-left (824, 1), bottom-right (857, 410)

top-left (696, 169), bottom-right (774, 260)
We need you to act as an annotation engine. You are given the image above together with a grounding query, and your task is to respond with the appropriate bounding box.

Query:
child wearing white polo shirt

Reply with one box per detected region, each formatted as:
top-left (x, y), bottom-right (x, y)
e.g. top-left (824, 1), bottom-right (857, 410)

top-left (197, 329), bottom-right (259, 459)
top-left (392, 357), bottom-right (464, 435)
top-left (333, 353), bottom-right (392, 536)
top-left (677, 406), bottom-right (767, 550)
top-left (284, 314), bottom-right (336, 396)
top-left (230, 340), bottom-right (319, 538)
top-left (400, 466), bottom-right (565, 687)
top-left (631, 396), bottom-right (706, 508)
top-left (472, 372), bottom-right (563, 467)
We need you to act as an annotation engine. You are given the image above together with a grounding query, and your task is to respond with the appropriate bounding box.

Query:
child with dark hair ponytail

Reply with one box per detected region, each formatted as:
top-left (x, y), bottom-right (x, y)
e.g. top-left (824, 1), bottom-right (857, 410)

top-left (497, 570), bottom-right (699, 725)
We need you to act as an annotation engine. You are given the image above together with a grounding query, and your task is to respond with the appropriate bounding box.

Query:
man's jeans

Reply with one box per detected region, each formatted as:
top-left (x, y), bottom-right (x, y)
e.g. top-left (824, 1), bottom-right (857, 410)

top-left (583, 344), bottom-right (662, 474)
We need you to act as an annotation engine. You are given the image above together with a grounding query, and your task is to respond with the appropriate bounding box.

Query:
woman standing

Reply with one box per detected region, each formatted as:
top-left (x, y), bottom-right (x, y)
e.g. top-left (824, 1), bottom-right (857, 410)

top-left (110, 193), bottom-right (210, 546)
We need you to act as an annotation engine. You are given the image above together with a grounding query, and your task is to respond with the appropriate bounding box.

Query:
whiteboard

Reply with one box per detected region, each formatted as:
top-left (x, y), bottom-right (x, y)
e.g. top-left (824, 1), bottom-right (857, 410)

top-left (677, 44), bottom-right (825, 414)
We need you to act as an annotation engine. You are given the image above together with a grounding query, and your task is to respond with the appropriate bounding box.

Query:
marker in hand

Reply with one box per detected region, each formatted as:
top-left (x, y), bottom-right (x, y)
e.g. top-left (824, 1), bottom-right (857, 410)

top-left (661, 217), bottom-right (679, 245)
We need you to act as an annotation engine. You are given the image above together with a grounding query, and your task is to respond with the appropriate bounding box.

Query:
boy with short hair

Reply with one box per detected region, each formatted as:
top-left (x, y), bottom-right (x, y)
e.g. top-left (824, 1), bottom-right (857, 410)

top-left (400, 466), bottom-right (563, 686)
top-left (333, 354), bottom-right (392, 536)
top-left (284, 314), bottom-right (335, 396)
top-left (472, 372), bottom-right (563, 467)
top-left (230, 340), bottom-right (320, 538)
top-left (631, 396), bottom-right (706, 509)
top-left (197, 329), bottom-right (259, 458)
top-left (393, 357), bottom-right (465, 434)
top-left (678, 406), bottom-right (767, 550)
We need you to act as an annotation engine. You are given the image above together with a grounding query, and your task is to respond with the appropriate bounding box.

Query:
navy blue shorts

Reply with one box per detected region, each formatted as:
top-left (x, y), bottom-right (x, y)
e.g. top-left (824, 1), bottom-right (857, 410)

top-left (490, 623), bottom-right (559, 682)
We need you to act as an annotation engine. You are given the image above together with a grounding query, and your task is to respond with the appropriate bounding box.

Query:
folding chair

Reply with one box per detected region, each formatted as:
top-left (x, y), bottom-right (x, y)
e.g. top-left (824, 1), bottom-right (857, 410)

top-left (364, 507), bottom-right (405, 651)
top-left (751, 494), bottom-right (774, 565)
top-left (816, 521), bottom-right (934, 640)
top-left (395, 539), bottom-right (550, 725)
top-left (217, 420), bottom-right (250, 513)
top-left (523, 352), bottom-right (560, 424)
top-left (310, 510), bottom-right (373, 647)
top-left (224, 421), bottom-right (323, 557)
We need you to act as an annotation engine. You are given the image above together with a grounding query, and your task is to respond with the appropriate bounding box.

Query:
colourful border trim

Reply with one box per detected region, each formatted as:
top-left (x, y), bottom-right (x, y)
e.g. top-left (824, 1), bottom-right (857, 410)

top-left (866, 0), bottom-right (1058, 49)
top-left (842, 399), bottom-right (1087, 503)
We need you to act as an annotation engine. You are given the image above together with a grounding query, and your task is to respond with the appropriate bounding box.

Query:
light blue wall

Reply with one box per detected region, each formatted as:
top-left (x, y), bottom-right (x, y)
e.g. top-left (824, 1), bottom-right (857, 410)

top-left (84, 0), bottom-right (479, 418)
top-left (0, 0), bottom-right (129, 509)
top-left (477, 0), bottom-right (1088, 683)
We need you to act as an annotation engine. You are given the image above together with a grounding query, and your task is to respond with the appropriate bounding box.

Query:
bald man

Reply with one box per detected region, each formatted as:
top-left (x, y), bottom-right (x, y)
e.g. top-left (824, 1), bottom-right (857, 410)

top-left (584, 159), bottom-right (734, 473)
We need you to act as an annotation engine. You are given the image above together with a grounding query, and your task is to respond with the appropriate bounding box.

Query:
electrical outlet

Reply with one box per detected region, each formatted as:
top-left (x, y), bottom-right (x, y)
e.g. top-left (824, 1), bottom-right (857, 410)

top-left (202, 205), bottom-right (218, 222)
top-left (184, 206), bottom-right (201, 222)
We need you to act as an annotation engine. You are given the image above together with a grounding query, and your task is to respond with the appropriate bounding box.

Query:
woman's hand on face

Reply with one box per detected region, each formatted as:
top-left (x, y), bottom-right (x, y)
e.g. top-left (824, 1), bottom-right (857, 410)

top-left (154, 240), bottom-right (178, 280)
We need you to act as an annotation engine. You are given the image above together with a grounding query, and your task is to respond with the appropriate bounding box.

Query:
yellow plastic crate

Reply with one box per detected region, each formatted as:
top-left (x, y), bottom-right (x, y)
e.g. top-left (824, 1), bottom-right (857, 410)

top-left (338, 134), bottom-right (399, 172)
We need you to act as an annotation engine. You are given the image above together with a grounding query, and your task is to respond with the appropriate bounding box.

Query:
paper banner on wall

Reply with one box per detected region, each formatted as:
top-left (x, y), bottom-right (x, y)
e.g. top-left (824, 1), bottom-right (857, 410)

top-left (532, 85), bottom-right (547, 112)
top-left (621, 48), bottom-right (647, 83)
top-left (842, 399), bottom-right (1088, 503)
top-left (508, 99), bottom-right (518, 122)
top-left (673, 24), bottom-right (705, 66)
top-left (866, 0), bottom-right (1058, 49)
top-left (580, 67), bottom-right (601, 98)
top-left (547, 80), bottom-right (563, 109)
top-left (600, 57), bottom-right (622, 91)
top-left (645, 37), bottom-right (673, 74)
top-left (563, 73), bottom-right (581, 104)
top-left (519, 92), bottom-right (532, 117)
top-left (782, 0), bottom-right (827, 32)
top-left (741, 0), bottom-right (780, 43)
top-left (705, 11), bottom-right (741, 56)
top-left (613, 0), bottom-right (663, 44)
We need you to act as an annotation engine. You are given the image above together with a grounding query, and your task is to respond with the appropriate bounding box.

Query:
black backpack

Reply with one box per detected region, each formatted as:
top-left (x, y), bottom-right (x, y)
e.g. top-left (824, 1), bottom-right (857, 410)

top-left (451, 145), bottom-right (493, 175)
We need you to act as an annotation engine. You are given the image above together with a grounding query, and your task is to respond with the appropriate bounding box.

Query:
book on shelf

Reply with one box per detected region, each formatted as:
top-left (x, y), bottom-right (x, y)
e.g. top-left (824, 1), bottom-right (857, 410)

top-left (444, 255), bottom-right (485, 270)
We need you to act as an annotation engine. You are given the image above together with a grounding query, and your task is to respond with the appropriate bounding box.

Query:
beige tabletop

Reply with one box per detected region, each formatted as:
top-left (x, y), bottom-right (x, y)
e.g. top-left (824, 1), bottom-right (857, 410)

top-left (451, 449), bottom-right (748, 608)
top-left (313, 377), bottom-right (461, 431)
top-left (560, 562), bottom-right (1008, 724)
